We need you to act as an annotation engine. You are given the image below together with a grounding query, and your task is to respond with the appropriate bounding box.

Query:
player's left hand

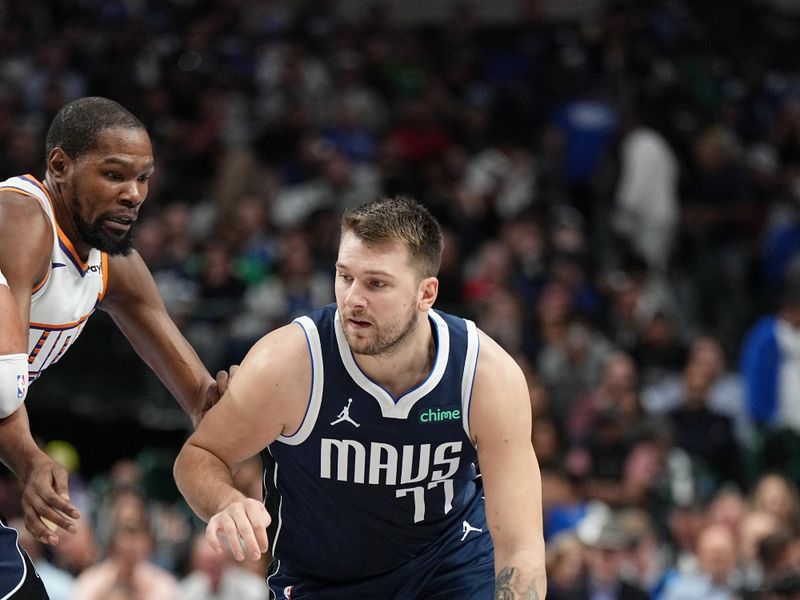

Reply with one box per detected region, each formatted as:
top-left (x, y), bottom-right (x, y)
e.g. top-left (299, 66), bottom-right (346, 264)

top-left (21, 456), bottom-right (80, 545)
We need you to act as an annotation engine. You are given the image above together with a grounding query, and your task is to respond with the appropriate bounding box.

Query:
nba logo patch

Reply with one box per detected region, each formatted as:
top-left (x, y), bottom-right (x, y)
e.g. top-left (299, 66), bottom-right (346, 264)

top-left (16, 373), bottom-right (26, 399)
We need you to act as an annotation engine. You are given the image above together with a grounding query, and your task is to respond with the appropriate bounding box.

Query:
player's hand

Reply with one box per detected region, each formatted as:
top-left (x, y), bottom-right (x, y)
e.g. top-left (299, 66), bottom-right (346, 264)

top-left (215, 364), bottom-right (238, 397)
top-left (196, 365), bottom-right (239, 426)
top-left (206, 497), bottom-right (270, 562)
top-left (21, 457), bottom-right (80, 545)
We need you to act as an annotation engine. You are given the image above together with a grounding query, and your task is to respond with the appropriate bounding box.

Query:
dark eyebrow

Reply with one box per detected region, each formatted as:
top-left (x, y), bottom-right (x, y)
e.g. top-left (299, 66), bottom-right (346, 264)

top-left (101, 156), bottom-right (155, 173)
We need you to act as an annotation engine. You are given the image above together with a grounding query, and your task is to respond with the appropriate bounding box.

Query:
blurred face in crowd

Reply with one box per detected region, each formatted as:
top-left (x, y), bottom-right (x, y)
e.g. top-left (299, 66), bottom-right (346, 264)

top-left (696, 524), bottom-right (738, 584)
top-left (683, 360), bottom-right (714, 407)
top-left (602, 353), bottom-right (637, 398)
top-left (753, 474), bottom-right (800, 525)
top-left (110, 520), bottom-right (153, 566)
top-left (585, 545), bottom-right (626, 587)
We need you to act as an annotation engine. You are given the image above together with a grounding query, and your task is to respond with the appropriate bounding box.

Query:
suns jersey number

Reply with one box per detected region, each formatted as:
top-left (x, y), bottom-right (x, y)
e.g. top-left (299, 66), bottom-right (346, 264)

top-left (27, 321), bottom-right (88, 382)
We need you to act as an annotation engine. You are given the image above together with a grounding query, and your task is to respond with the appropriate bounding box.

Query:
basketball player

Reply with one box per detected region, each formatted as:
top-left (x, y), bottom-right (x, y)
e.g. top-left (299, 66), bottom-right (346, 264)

top-left (0, 97), bottom-right (232, 598)
top-left (175, 197), bottom-right (546, 599)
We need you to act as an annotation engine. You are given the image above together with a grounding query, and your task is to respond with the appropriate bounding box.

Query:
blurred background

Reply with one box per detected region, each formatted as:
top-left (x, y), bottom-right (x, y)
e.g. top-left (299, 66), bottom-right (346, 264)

top-left (3, 0), bottom-right (800, 598)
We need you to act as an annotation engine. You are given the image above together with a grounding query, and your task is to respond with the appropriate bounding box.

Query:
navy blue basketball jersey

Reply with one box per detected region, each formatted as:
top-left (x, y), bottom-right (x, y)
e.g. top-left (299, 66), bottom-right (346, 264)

top-left (0, 522), bottom-right (30, 598)
top-left (263, 304), bottom-right (489, 583)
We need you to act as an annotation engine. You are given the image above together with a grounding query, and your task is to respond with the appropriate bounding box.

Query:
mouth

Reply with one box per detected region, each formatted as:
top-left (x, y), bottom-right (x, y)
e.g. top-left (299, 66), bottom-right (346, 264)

top-left (102, 214), bottom-right (137, 233)
top-left (346, 317), bottom-right (372, 329)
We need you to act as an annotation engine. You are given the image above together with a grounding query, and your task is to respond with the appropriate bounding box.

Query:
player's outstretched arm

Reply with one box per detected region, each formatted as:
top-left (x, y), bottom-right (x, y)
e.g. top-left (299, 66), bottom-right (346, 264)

top-left (101, 251), bottom-right (227, 427)
top-left (174, 323), bottom-right (310, 561)
top-left (471, 332), bottom-right (547, 600)
top-left (0, 191), bottom-right (80, 545)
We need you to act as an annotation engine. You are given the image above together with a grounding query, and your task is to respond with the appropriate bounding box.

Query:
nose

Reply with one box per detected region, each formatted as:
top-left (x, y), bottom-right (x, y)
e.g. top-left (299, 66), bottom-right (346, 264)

top-left (344, 279), bottom-right (367, 310)
top-left (119, 179), bottom-right (146, 209)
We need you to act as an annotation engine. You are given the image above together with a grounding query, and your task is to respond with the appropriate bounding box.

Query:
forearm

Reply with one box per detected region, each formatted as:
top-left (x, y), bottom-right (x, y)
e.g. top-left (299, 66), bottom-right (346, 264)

top-left (0, 405), bottom-right (50, 481)
top-left (174, 441), bottom-right (245, 522)
top-left (494, 550), bottom-right (547, 600)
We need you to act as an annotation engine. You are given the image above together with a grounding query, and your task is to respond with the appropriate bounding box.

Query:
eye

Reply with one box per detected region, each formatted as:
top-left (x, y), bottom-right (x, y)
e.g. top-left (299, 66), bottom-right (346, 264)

top-left (106, 172), bottom-right (124, 181)
top-left (370, 280), bottom-right (386, 288)
top-left (137, 174), bottom-right (151, 183)
top-left (338, 273), bottom-right (353, 283)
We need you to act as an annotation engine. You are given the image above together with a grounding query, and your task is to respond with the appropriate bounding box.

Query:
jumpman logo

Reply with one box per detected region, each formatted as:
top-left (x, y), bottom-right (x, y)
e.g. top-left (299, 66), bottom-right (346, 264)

top-left (461, 520), bottom-right (483, 541)
top-left (331, 398), bottom-right (360, 427)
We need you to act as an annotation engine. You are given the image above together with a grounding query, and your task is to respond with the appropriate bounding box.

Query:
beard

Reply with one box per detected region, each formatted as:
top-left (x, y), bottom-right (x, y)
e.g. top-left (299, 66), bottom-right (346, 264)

top-left (71, 189), bottom-right (134, 256)
top-left (342, 304), bottom-right (419, 356)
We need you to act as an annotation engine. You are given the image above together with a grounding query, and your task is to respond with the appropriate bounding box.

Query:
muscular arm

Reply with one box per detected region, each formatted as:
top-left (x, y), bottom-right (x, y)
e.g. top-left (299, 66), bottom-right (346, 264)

top-left (174, 323), bottom-right (310, 560)
top-left (0, 278), bottom-right (25, 355)
top-left (472, 332), bottom-right (546, 600)
top-left (0, 190), bottom-right (79, 543)
top-left (100, 251), bottom-right (216, 427)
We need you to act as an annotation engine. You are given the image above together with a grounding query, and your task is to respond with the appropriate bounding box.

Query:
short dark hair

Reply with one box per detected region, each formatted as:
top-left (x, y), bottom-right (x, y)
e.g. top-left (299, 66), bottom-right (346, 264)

top-left (45, 97), bottom-right (145, 162)
top-left (341, 196), bottom-right (443, 278)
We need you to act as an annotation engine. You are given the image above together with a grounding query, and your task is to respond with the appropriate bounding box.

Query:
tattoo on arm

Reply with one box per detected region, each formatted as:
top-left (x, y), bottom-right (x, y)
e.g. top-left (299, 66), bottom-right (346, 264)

top-left (494, 567), bottom-right (541, 600)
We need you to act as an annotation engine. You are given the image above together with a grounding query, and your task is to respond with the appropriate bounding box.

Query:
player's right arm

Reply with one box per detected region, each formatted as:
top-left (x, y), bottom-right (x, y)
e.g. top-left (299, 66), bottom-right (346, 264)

top-left (174, 322), bottom-right (311, 561)
top-left (0, 190), bottom-right (80, 545)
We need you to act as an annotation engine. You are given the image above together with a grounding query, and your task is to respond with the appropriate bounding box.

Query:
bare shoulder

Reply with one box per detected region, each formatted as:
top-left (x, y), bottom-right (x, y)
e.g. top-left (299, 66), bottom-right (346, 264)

top-left (228, 322), bottom-right (313, 434)
top-left (240, 322), bottom-right (311, 376)
top-left (473, 330), bottom-right (526, 390)
top-left (0, 190), bottom-right (52, 283)
top-left (470, 330), bottom-right (530, 443)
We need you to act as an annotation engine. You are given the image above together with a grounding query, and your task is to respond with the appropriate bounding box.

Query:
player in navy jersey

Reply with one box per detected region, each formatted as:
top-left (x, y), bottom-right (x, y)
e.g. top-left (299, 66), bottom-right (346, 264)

top-left (175, 197), bottom-right (546, 599)
top-left (0, 97), bottom-right (233, 598)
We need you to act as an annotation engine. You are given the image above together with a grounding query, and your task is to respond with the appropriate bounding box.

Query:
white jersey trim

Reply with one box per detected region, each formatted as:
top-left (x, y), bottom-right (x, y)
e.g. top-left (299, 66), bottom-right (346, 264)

top-left (277, 317), bottom-right (324, 445)
top-left (333, 309), bottom-right (450, 419)
top-left (266, 449), bottom-right (285, 568)
top-left (461, 320), bottom-right (480, 444)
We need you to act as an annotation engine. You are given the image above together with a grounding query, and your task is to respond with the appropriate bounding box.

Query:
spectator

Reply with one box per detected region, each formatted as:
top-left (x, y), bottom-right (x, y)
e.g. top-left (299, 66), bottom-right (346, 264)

top-left (643, 335), bottom-right (751, 449)
top-left (661, 523), bottom-right (741, 600)
top-left (549, 514), bottom-right (649, 600)
top-left (749, 473), bottom-right (800, 532)
top-left (177, 534), bottom-right (268, 600)
top-left (741, 282), bottom-right (800, 479)
top-left (611, 112), bottom-right (680, 276)
top-left (73, 513), bottom-right (177, 600)
top-left (546, 531), bottom-right (586, 596)
top-left (667, 354), bottom-right (746, 493)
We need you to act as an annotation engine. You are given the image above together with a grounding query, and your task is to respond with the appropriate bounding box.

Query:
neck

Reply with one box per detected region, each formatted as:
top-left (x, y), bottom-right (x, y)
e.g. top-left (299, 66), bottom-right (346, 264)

top-left (353, 315), bottom-right (435, 398)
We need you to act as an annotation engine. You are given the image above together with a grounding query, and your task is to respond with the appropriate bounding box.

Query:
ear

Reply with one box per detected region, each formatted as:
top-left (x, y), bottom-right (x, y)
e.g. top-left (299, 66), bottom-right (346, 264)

top-left (47, 148), bottom-right (72, 183)
top-left (417, 276), bottom-right (438, 312)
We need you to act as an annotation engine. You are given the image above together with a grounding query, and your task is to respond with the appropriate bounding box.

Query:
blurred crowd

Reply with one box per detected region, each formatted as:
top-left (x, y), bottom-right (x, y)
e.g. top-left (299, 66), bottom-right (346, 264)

top-left (3, 0), bottom-right (800, 598)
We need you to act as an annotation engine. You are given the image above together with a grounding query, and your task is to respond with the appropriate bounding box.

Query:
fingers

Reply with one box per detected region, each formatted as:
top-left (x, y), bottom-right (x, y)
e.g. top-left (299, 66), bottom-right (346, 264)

top-left (22, 502), bottom-right (76, 545)
top-left (215, 370), bottom-right (229, 396)
top-left (214, 365), bottom-right (239, 397)
top-left (50, 467), bottom-right (74, 510)
top-left (22, 463), bottom-right (80, 545)
top-left (206, 499), bottom-right (270, 562)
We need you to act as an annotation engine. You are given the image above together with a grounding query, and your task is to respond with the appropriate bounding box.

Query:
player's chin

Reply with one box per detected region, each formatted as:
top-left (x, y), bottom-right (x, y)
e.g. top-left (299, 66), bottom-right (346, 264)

top-left (97, 230), bottom-right (135, 256)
